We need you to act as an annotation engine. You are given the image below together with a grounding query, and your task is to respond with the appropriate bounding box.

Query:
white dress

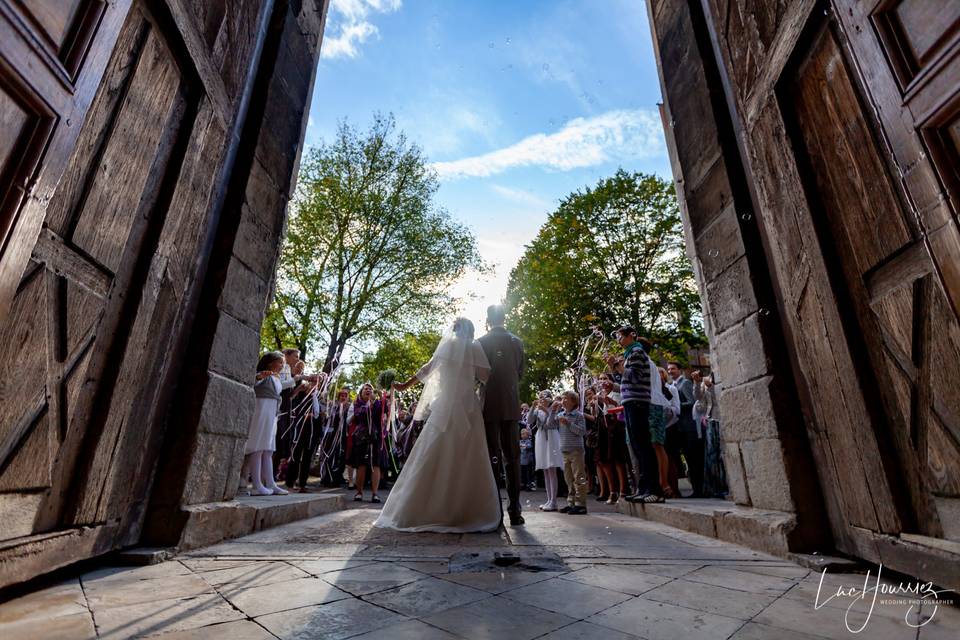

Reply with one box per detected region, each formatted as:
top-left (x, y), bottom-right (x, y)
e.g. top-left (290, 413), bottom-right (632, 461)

top-left (374, 338), bottom-right (501, 533)
top-left (246, 376), bottom-right (280, 454)
top-left (532, 409), bottom-right (563, 470)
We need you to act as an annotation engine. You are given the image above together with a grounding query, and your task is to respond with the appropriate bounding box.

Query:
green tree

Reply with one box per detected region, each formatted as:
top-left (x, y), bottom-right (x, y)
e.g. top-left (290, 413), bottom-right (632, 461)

top-left (347, 331), bottom-right (441, 388)
top-left (504, 170), bottom-right (704, 397)
top-left (261, 114), bottom-right (484, 370)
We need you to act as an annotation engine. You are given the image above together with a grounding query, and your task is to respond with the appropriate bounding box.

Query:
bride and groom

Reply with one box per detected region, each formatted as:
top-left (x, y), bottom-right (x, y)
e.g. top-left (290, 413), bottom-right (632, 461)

top-left (374, 305), bottom-right (526, 532)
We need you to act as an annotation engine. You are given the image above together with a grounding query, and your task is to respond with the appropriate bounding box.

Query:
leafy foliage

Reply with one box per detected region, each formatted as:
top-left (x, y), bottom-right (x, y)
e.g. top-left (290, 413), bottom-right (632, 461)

top-left (348, 331), bottom-right (441, 388)
top-left (504, 170), bottom-right (704, 398)
top-left (261, 114), bottom-right (484, 370)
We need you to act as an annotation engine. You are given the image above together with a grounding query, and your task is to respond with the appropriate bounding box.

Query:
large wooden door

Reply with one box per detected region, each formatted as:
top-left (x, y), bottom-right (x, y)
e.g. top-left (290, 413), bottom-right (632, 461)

top-left (0, 0), bottom-right (266, 569)
top-left (0, 0), bottom-right (138, 542)
top-left (0, 0), bottom-right (132, 320)
top-left (778, 4), bottom-right (960, 554)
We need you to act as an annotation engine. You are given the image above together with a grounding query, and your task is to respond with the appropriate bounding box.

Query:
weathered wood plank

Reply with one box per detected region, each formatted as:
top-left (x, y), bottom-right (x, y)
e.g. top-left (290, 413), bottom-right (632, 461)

top-left (865, 240), bottom-right (933, 303)
top-left (31, 228), bottom-right (111, 298)
top-left (70, 28), bottom-right (182, 272)
top-left (163, 0), bottom-right (232, 126)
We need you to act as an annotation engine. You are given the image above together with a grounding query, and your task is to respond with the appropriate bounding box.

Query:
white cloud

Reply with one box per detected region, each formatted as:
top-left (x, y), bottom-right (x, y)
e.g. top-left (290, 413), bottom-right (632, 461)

top-left (432, 109), bottom-right (665, 180)
top-left (489, 185), bottom-right (550, 209)
top-left (321, 0), bottom-right (401, 59)
top-left (404, 99), bottom-right (499, 157)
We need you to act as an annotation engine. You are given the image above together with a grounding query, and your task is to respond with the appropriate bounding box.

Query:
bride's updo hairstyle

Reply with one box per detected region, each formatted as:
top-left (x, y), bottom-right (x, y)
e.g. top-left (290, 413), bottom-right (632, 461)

top-left (452, 317), bottom-right (475, 341)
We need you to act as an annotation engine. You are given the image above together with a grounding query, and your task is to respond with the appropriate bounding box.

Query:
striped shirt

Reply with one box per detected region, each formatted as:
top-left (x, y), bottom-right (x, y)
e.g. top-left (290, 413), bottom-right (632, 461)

top-left (620, 342), bottom-right (651, 403)
top-left (556, 409), bottom-right (586, 452)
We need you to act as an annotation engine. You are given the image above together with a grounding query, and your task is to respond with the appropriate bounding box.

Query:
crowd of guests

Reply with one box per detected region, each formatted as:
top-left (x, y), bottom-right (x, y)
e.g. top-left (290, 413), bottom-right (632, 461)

top-left (518, 325), bottom-right (727, 510)
top-left (243, 327), bottom-right (726, 511)
top-left (241, 347), bottom-right (428, 500)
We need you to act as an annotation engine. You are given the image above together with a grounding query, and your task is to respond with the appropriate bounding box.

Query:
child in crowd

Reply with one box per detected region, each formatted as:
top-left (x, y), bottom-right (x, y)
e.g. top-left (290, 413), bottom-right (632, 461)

top-left (519, 427), bottom-right (535, 490)
top-left (531, 392), bottom-right (562, 511)
top-left (556, 390), bottom-right (588, 515)
top-left (242, 352), bottom-right (290, 496)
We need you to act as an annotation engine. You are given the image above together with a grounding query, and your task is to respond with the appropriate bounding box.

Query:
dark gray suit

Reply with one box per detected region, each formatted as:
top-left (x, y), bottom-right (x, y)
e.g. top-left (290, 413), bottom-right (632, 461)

top-left (478, 326), bottom-right (525, 518)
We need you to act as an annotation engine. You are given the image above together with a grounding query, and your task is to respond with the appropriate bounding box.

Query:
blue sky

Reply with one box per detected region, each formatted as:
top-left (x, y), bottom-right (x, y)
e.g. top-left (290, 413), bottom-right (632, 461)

top-left (306, 0), bottom-right (670, 329)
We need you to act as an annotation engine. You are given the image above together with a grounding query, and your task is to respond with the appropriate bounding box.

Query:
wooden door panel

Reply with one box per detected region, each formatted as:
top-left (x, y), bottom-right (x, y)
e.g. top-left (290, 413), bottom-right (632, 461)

top-left (70, 30), bottom-right (182, 272)
top-left (18, 1), bottom-right (88, 48)
top-left (794, 278), bottom-right (894, 533)
top-left (0, 266), bottom-right (47, 480)
top-left (0, 59), bottom-right (55, 262)
top-left (874, 0), bottom-right (960, 89)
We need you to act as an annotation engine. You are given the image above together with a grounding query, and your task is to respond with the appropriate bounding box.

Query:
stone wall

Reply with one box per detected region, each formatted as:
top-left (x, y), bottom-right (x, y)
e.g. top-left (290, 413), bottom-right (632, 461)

top-left (143, 0), bottom-right (327, 545)
top-left (647, 0), bottom-right (829, 549)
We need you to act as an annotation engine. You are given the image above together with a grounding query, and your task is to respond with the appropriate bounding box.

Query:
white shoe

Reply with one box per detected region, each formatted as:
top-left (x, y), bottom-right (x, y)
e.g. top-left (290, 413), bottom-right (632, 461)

top-left (269, 486), bottom-right (289, 495)
top-left (539, 503), bottom-right (557, 512)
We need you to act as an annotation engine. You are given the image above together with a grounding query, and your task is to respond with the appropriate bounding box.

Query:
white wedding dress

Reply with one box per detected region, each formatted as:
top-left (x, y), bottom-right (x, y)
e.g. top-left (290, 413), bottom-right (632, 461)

top-left (374, 332), bottom-right (501, 533)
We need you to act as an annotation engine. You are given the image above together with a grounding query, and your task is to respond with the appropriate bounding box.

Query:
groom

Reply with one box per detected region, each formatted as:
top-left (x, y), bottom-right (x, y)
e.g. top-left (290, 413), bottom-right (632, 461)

top-left (479, 304), bottom-right (526, 526)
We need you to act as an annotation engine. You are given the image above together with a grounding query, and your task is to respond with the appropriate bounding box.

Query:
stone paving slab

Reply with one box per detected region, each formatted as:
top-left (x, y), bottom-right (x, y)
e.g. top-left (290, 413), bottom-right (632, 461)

top-left (321, 562), bottom-right (429, 596)
top-left (540, 620), bottom-right (642, 640)
top-left (144, 619), bottom-right (274, 639)
top-left (81, 561), bottom-right (193, 583)
top-left (752, 596), bottom-right (915, 639)
top-left (82, 573), bottom-right (215, 610)
top-left (221, 576), bottom-right (351, 617)
top-left (502, 575), bottom-right (633, 618)
top-left (2, 610), bottom-right (96, 640)
top-left (559, 564), bottom-right (674, 595)
top-left (643, 577), bottom-right (777, 619)
top-left (255, 597), bottom-right (405, 640)
top-left (1, 489), bottom-right (954, 640)
top-left (289, 558), bottom-right (376, 575)
top-left (730, 621), bottom-right (823, 640)
top-left (682, 564), bottom-right (799, 595)
top-left (438, 568), bottom-right (568, 594)
top-left (196, 560), bottom-right (309, 587)
top-left (0, 578), bottom-right (88, 624)
top-left (422, 595), bottom-right (575, 640)
top-left (588, 596), bottom-right (745, 640)
top-left (94, 593), bottom-right (244, 639)
top-left (364, 576), bottom-right (490, 617)
top-left (348, 618), bottom-right (462, 639)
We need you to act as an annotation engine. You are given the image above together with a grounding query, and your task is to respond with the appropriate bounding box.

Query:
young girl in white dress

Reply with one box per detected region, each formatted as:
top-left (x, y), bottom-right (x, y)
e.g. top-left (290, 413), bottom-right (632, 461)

top-left (242, 351), bottom-right (290, 496)
top-left (529, 392), bottom-right (563, 511)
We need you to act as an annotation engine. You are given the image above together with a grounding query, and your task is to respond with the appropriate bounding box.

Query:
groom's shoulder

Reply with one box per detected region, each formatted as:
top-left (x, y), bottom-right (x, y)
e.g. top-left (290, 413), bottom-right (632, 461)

top-left (481, 328), bottom-right (523, 345)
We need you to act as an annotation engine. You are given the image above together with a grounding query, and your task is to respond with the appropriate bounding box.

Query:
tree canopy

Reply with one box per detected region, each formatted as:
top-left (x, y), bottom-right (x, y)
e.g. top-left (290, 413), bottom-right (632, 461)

top-left (504, 170), bottom-right (704, 397)
top-left (261, 114), bottom-right (484, 370)
top-left (347, 330), bottom-right (441, 389)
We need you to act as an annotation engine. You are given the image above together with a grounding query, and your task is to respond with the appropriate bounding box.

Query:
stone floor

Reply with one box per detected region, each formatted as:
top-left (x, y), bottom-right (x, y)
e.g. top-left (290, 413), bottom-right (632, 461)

top-left (0, 489), bottom-right (956, 639)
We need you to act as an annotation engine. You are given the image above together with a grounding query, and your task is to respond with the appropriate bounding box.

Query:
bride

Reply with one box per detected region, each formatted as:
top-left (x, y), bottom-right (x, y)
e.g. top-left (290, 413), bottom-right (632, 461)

top-left (373, 317), bottom-right (501, 533)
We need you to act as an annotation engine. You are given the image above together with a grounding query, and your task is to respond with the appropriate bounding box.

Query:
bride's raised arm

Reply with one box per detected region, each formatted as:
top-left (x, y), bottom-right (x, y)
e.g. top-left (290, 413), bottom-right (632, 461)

top-left (393, 358), bottom-right (435, 392)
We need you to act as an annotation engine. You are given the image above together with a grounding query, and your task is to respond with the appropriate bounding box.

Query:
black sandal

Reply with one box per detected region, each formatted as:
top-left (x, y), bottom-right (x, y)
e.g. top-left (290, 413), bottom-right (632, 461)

top-left (353, 493), bottom-right (363, 502)
top-left (370, 494), bottom-right (381, 503)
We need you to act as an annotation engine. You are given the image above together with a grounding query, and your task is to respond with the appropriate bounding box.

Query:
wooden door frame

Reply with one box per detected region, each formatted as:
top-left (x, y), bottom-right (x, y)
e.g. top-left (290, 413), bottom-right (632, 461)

top-left (695, 0), bottom-right (960, 590)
